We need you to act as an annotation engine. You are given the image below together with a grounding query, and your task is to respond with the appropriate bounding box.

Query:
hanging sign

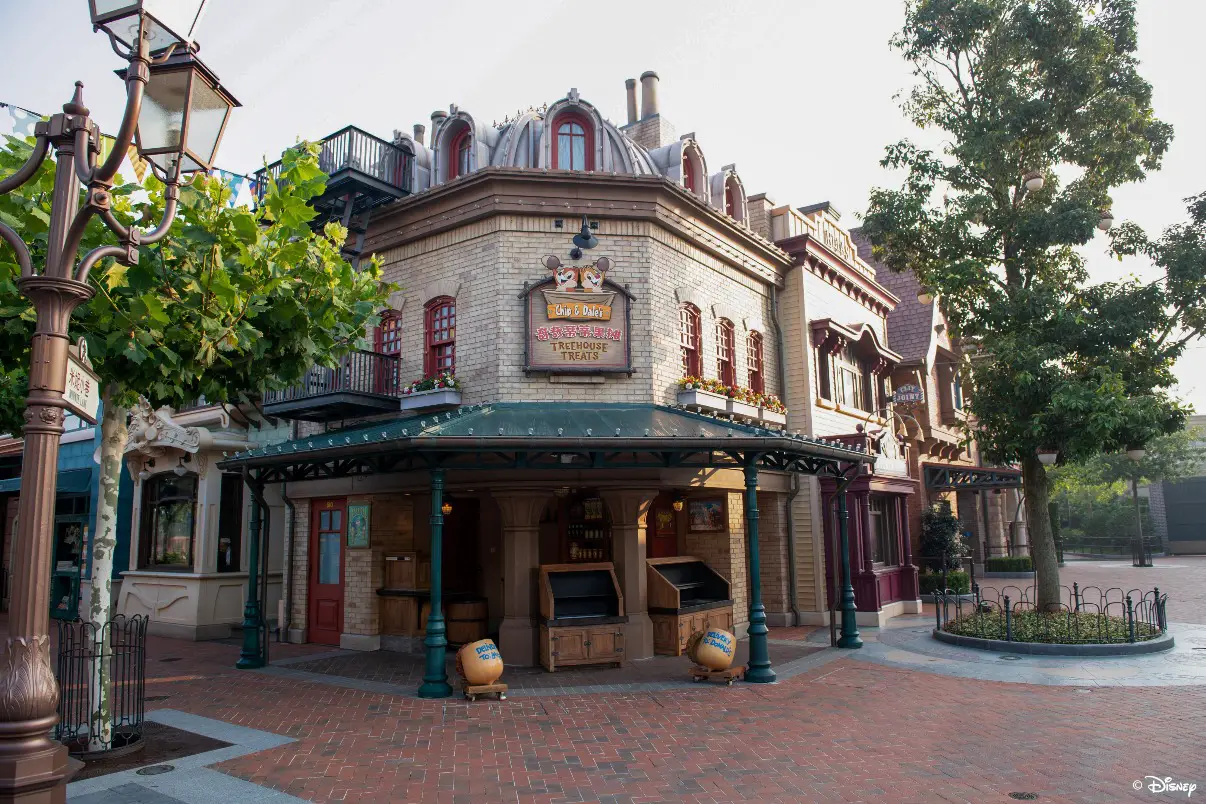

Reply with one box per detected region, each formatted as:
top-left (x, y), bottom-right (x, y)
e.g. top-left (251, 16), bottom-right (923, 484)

top-left (524, 255), bottom-right (632, 374)
top-left (63, 340), bottom-right (101, 425)
top-left (892, 384), bottom-right (924, 404)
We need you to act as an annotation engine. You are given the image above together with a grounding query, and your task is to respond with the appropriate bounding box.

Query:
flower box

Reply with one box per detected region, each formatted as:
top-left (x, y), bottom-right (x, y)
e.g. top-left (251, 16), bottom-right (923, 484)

top-left (400, 388), bottom-right (462, 411)
top-left (727, 399), bottom-right (759, 420)
top-left (677, 389), bottom-right (728, 414)
top-left (759, 408), bottom-right (787, 426)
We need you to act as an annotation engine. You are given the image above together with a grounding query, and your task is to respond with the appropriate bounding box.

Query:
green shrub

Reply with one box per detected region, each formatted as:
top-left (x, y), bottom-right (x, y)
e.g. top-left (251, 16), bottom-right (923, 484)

top-left (920, 501), bottom-right (966, 571)
top-left (944, 611), bottom-right (1161, 644)
top-left (919, 570), bottom-right (970, 595)
top-left (984, 556), bottom-right (1034, 572)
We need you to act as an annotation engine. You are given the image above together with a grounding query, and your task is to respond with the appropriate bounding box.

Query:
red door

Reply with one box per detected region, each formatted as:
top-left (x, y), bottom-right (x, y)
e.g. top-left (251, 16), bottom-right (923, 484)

top-left (649, 506), bottom-right (678, 559)
top-left (309, 498), bottom-right (346, 646)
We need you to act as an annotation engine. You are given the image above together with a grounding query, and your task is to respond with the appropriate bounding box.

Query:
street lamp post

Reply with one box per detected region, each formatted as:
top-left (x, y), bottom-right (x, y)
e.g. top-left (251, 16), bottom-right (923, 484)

top-left (0, 5), bottom-right (235, 800)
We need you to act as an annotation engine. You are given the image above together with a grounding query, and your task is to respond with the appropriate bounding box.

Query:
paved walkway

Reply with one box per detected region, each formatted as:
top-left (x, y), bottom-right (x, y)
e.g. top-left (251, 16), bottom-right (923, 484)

top-left (6, 555), bottom-right (1206, 802)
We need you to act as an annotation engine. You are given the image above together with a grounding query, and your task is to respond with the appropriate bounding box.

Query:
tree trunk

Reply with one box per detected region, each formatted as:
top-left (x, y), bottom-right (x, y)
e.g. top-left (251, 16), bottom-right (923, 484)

top-left (1021, 455), bottom-right (1061, 611)
top-left (87, 391), bottom-right (127, 752)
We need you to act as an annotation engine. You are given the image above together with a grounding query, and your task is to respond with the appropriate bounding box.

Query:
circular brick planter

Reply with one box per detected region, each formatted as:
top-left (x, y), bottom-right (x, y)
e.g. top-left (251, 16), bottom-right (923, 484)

top-left (932, 628), bottom-right (1175, 656)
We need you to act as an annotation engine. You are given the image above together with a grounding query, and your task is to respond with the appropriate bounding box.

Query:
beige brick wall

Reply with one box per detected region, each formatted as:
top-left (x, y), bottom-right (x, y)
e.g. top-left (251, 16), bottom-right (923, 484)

top-left (288, 498), bottom-right (310, 636)
top-left (683, 493), bottom-right (749, 628)
top-left (342, 495), bottom-right (415, 636)
top-left (757, 491), bottom-right (790, 617)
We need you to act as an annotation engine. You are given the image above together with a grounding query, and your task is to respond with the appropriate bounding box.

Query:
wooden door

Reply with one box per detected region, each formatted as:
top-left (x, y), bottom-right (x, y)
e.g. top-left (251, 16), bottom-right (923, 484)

top-left (649, 506), bottom-right (678, 559)
top-left (308, 498), bottom-right (346, 646)
top-left (553, 629), bottom-right (587, 662)
top-left (587, 628), bottom-right (621, 660)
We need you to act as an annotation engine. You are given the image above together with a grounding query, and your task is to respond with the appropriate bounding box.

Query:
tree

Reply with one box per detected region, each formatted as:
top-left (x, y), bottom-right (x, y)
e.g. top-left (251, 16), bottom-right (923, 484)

top-left (920, 499), bottom-right (966, 571)
top-left (0, 137), bottom-right (392, 748)
top-left (861, 0), bottom-right (1204, 610)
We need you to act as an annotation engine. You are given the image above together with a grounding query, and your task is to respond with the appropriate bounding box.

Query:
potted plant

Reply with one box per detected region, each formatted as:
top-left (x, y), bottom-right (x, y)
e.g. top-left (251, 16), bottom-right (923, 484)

top-left (400, 371), bottom-right (463, 411)
top-left (758, 393), bottom-right (788, 426)
top-left (677, 377), bottom-right (728, 414)
top-left (727, 385), bottom-right (759, 421)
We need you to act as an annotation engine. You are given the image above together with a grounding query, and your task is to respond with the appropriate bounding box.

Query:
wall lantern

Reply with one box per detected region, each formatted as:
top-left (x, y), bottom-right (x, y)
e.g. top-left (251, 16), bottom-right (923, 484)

top-left (672, 496), bottom-right (685, 513)
top-left (1097, 209), bottom-right (1115, 231)
top-left (117, 49), bottom-right (240, 180)
top-left (917, 287), bottom-right (935, 305)
top-left (1037, 448), bottom-right (1059, 467)
top-left (172, 455), bottom-right (189, 476)
top-left (1126, 447), bottom-right (1146, 463)
top-left (441, 499), bottom-right (453, 516)
top-left (90, 0), bottom-right (209, 54)
top-left (1023, 170), bottom-right (1045, 193)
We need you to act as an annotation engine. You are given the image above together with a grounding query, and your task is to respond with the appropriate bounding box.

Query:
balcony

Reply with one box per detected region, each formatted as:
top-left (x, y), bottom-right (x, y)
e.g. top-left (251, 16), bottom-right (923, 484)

top-left (255, 126), bottom-right (413, 227)
top-left (263, 350), bottom-right (403, 422)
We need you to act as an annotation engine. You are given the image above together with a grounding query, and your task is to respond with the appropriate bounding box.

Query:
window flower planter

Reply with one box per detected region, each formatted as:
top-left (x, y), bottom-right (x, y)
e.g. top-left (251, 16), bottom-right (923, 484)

top-left (759, 407), bottom-right (787, 426)
top-left (677, 389), bottom-right (728, 414)
top-left (400, 388), bottom-right (462, 411)
top-left (727, 399), bottom-right (759, 421)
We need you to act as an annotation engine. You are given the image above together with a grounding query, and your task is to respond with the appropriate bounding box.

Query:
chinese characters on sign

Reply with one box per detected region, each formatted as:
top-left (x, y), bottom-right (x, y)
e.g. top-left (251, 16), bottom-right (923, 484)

top-left (63, 350), bottom-right (101, 425)
top-left (526, 256), bottom-right (631, 372)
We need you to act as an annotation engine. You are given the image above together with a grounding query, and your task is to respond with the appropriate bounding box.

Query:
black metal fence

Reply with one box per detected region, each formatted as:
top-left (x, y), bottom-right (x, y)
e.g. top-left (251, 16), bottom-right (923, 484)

top-left (263, 350), bottom-right (402, 406)
top-left (934, 584), bottom-right (1168, 645)
top-left (55, 615), bottom-right (149, 754)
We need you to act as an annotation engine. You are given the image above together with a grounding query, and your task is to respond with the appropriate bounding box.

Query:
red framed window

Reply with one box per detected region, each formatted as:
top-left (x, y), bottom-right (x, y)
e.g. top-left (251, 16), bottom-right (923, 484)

top-left (683, 154), bottom-right (697, 192)
top-left (679, 304), bottom-right (701, 378)
top-left (725, 182), bottom-right (738, 217)
top-left (747, 330), bottom-right (764, 394)
top-left (552, 113), bottom-right (593, 171)
top-left (716, 318), bottom-right (735, 387)
top-left (447, 126), bottom-right (472, 180)
top-left (374, 312), bottom-right (403, 355)
top-left (424, 297), bottom-right (456, 376)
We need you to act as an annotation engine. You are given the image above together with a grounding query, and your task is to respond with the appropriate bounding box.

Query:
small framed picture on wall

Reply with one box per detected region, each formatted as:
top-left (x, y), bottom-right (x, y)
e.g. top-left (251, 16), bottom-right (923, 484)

top-left (687, 499), bottom-right (726, 533)
top-left (347, 502), bottom-right (371, 548)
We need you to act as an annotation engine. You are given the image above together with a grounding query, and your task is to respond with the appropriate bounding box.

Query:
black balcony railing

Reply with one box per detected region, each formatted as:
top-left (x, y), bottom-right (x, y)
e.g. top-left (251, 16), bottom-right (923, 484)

top-left (255, 125), bottom-right (412, 211)
top-left (263, 350), bottom-right (403, 422)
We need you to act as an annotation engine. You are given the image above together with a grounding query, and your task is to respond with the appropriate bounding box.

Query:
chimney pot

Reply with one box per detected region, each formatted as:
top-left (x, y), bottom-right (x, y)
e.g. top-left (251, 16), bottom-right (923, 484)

top-left (640, 71), bottom-right (660, 119)
top-left (624, 78), bottom-right (638, 125)
top-left (430, 110), bottom-right (448, 140)
top-left (413, 123), bottom-right (426, 146)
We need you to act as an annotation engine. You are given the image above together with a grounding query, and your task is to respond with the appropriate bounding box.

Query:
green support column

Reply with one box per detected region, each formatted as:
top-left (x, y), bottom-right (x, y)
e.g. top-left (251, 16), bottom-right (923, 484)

top-left (236, 474), bottom-right (264, 669)
top-left (836, 484), bottom-right (863, 649)
top-left (418, 467), bottom-right (453, 698)
top-left (743, 462), bottom-right (776, 683)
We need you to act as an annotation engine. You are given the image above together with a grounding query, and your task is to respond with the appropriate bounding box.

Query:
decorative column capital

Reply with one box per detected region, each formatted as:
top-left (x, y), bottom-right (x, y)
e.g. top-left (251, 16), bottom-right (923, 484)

top-left (491, 489), bottom-right (552, 529)
top-left (599, 489), bottom-right (657, 528)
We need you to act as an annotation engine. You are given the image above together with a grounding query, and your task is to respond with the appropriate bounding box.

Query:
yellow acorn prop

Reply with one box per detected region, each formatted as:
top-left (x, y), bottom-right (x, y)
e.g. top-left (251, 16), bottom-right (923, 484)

top-left (685, 630), bottom-right (705, 664)
top-left (456, 639), bottom-right (504, 686)
top-left (693, 628), bottom-right (736, 671)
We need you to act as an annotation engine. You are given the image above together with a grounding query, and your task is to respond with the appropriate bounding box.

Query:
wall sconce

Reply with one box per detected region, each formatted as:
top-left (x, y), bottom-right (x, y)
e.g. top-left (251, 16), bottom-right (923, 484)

top-left (672, 495), bottom-right (685, 512)
top-left (173, 454), bottom-right (190, 476)
top-left (137, 458), bottom-right (156, 481)
top-left (441, 499), bottom-right (453, 516)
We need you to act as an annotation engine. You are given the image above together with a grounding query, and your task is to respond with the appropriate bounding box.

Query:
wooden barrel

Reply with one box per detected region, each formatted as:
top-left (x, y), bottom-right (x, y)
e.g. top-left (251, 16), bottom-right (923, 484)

top-left (445, 598), bottom-right (488, 646)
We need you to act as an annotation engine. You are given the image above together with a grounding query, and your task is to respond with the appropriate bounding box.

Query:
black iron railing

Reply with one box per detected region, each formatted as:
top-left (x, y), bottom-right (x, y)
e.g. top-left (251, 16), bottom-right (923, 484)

top-left (55, 615), bottom-right (149, 754)
top-left (263, 350), bottom-right (402, 406)
top-left (255, 126), bottom-right (412, 205)
top-left (934, 584), bottom-right (1168, 645)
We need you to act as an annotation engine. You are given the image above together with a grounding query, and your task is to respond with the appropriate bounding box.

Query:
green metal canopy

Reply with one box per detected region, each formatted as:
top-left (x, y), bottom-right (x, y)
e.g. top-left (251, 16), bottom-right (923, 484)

top-left (218, 403), bottom-right (873, 482)
top-left (0, 468), bottom-right (93, 496)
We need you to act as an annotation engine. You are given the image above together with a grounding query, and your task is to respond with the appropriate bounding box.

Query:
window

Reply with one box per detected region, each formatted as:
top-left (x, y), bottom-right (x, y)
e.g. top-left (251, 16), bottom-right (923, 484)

top-left (679, 304), bottom-right (702, 378)
top-left (447, 126), bottom-right (472, 180)
top-left (683, 153), bottom-right (698, 193)
top-left (140, 473), bottom-right (197, 570)
top-left (425, 296), bottom-right (456, 376)
top-left (833, 343), bottom-right (868, 410)
top-left (747, 330), bottom-right (764, 395)
top-left (374, 311), bottom-right (402, 356)
top-left (716, 318), bottom-right (735, 387)
top-left (553, 114), bottom-right (593, 171)
top-left (217, 473), bottom-right (243, 573)
top-left (725, 183), bottom-right (737, 217)
top-left (869, 495), bottom-right (900, 566)
top-left (953, 371), bottom-right (965, 410)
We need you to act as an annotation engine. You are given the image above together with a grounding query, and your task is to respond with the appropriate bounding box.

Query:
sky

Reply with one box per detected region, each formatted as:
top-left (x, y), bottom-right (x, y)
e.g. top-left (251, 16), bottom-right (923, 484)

top-left (2, 0), bottom-right (1203, 408)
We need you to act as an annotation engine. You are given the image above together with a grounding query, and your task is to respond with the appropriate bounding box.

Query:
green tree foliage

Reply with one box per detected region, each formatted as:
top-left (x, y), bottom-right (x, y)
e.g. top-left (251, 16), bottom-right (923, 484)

top-left (920, 500), bottom-right (966, 571)
top-left (861, 0), bottom-right (1204, 607)
top-left (0, 137), bottom-right (390, 428)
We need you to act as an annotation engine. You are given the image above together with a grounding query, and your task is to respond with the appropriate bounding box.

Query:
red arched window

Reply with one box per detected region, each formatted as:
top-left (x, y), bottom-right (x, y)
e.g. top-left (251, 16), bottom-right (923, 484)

top-left (552, 113), bottom-right (593, 171)
top-left (679, 304), bottom-right (701, 378)
top-left (724, 183), bottom-right (736, 216)
top-left (447, 126), bottom-right (472, 180)
top-left (683, 154), bottom-right (697, 193)
top-left (747, 330), bottom-right (765, 395)
top-left (425, 297), bottom-right (456, 376)
top-left (716, 318), bottom-right (735, 386)
top-left (374, 311), bottom-right (403, 355)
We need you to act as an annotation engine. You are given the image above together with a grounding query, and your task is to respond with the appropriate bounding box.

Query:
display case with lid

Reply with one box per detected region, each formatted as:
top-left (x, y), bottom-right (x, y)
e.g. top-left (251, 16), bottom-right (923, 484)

top-left (537, 562), bottom-right (627, 671)
top-left (646, 556), bottom-right (734, 655)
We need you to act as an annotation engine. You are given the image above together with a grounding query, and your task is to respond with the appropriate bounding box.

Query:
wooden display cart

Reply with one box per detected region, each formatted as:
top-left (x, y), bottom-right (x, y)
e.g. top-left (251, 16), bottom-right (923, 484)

top-left (379, 551), bottom-right (432, 638)
top-left (647, 556), bottom-right (735, 656)
top-left (538, 562), bottom-right (627, 672)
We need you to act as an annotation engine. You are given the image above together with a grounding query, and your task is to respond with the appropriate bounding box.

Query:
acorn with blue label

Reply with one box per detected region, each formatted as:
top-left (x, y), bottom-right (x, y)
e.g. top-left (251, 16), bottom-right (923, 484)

top-left (687, 628), bottom-right (745, 685)
top-left (456, 638), bottom-right (508, 700)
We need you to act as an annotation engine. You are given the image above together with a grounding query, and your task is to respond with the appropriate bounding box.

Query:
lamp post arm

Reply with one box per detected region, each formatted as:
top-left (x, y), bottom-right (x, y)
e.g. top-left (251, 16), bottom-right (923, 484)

top-left (138, 181), bottom-right (180, 244)
top-left (88, 31), bottom-right (149, 186)
top-left (0, 132), bottom-right (50, 195)
top-left (76, 245), bottom-right (128, 286)
top-left (57, 203), bottom-right (101, 277)
top-left (0, 220), bottom-right (34, 279)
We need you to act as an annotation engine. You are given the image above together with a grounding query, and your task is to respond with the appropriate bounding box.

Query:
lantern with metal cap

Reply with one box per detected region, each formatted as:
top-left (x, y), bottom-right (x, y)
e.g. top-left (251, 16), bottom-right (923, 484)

top-left (89, 0), bottom-right (209, 54)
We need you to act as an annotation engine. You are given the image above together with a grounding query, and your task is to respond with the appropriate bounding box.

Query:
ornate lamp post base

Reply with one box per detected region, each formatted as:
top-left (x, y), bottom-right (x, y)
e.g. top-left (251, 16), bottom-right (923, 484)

top-left (0, 638), bottom-right (70, 803)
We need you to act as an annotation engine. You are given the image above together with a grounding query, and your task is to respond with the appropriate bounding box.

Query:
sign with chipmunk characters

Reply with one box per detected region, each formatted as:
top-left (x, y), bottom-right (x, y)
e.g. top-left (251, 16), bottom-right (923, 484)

top-left (525, 255), bottom-right (632, 373)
